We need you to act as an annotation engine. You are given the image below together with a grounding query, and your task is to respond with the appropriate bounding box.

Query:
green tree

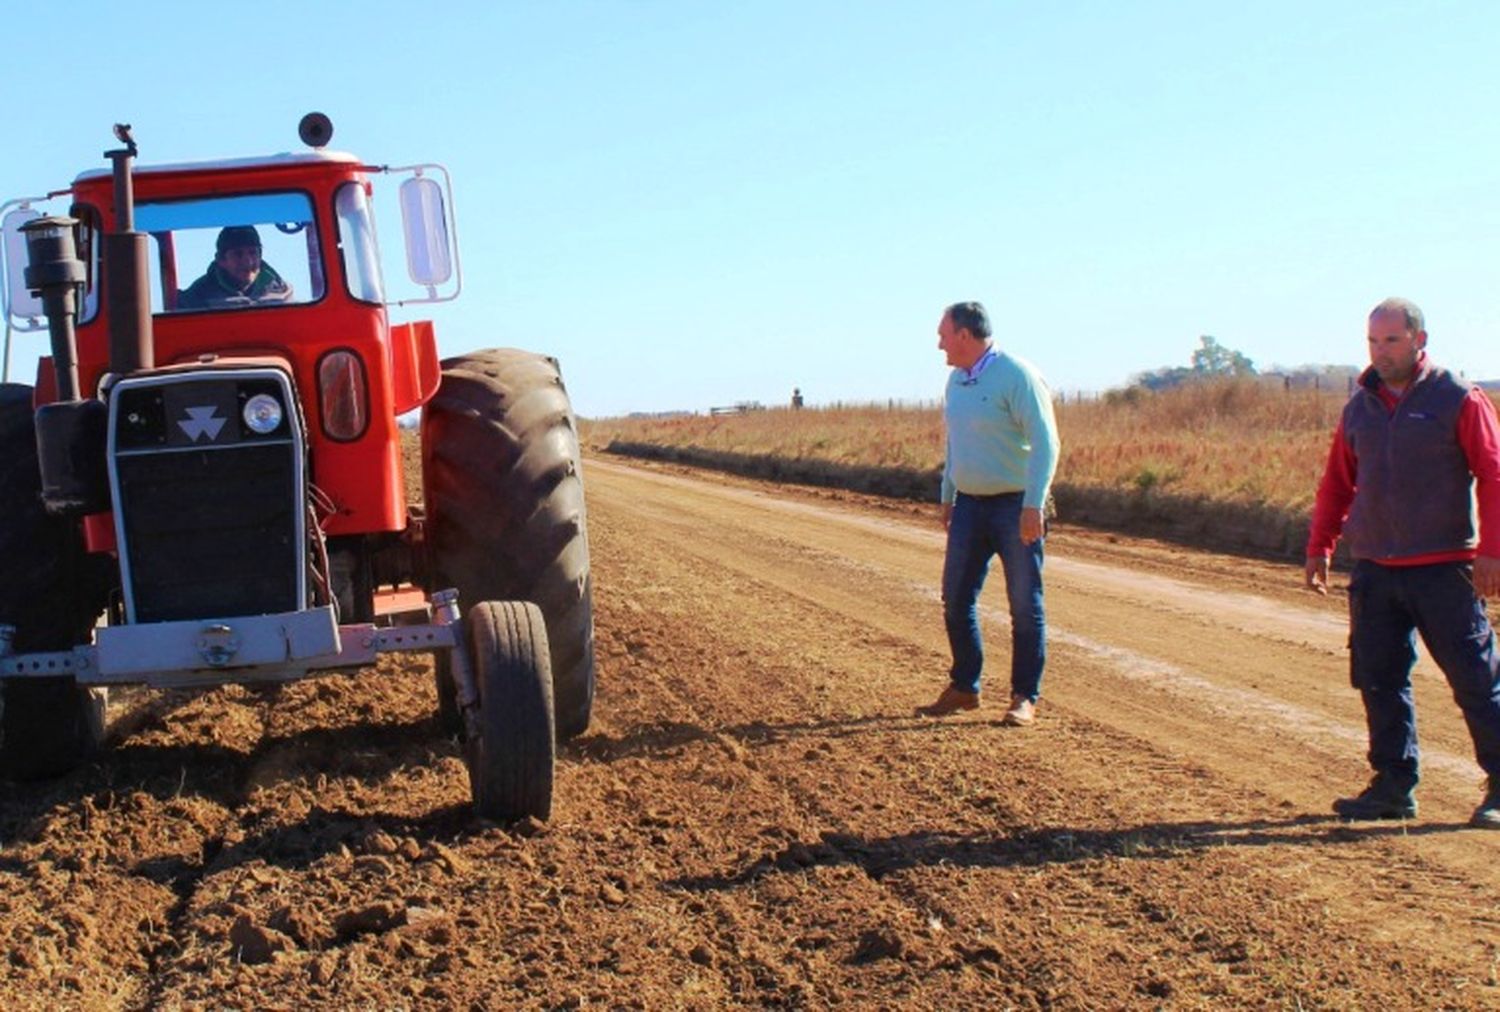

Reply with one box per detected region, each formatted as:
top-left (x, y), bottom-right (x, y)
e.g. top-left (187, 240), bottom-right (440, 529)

top-left (1189, 335), bottom-right (1256, 377)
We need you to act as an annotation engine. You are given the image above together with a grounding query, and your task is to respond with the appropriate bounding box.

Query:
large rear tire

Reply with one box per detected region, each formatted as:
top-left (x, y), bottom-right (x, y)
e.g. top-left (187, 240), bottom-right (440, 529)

top-left (422, 349), bottom-right (595, 738)
top-left (465, 600), bottom-right (554, 821)
top-left (0, 384), bottom-right (113, 781)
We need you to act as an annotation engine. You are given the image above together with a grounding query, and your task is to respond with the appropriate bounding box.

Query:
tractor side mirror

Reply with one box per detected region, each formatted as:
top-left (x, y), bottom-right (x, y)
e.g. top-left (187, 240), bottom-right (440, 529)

top-left (2, 206), bottom-right (45, 323)
top-left (399, 175), bottom-right (453, 288)
top-left (373, 162), bottom-right (461, 306)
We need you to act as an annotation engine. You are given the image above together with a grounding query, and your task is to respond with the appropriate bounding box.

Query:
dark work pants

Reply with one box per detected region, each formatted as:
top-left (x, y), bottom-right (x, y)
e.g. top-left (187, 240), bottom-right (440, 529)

top-left (1348, 559), bottom-right (1500, 784)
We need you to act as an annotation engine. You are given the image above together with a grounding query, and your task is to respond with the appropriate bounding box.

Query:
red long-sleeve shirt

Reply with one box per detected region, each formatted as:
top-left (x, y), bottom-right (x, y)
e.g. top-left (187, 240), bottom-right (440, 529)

top-left (1307, 381), bottom-right (1500, 563)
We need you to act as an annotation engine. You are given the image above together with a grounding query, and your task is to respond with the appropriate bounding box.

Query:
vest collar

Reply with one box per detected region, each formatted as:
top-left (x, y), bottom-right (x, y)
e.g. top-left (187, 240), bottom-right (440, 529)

top-left (1359, 350), bottom-right (1434, 397)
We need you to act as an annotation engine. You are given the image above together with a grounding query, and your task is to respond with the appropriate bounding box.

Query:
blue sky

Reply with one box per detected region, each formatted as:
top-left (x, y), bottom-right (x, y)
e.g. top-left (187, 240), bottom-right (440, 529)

top-left (1, 2), bottom-right (1495, 416)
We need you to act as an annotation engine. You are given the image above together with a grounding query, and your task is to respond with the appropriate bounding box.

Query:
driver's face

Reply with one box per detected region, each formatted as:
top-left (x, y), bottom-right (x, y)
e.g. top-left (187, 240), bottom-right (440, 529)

top-left (217, 245), bottom-right (262, 288)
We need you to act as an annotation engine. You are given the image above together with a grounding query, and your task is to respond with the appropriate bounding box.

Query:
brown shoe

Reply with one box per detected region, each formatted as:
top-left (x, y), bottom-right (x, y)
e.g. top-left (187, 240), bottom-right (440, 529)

top-left (1002, 695), bottom-right (1036, 727)
top-left (917, 685), bottom-right (980, 716)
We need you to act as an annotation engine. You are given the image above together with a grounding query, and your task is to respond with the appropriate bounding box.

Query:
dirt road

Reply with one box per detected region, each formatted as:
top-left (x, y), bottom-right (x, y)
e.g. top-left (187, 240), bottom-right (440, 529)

top-left (3, 455), bottom-right (1499, 1009)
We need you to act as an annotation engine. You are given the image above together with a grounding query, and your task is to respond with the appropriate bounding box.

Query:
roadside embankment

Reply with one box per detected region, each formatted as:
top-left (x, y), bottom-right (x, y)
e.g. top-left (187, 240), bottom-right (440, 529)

top-left (598, 438), bottom-right (1315, 561)
top-left (580, 382), bottom-right (1380, 562)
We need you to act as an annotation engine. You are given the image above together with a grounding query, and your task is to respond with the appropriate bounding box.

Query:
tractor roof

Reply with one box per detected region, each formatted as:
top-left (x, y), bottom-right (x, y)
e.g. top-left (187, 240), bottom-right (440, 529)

top-left (73, 150), bottom-right (362, 184)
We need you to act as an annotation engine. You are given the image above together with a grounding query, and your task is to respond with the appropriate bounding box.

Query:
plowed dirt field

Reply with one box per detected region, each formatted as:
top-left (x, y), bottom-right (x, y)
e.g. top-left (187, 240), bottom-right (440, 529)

top-left (4, 455), bottom-right (1499, 1010)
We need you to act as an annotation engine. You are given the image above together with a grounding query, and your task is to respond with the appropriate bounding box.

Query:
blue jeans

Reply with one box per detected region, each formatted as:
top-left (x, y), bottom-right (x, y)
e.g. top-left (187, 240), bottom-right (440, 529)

top-left (1348, 559), bottom-right (1500, 784)
top-left (941, 492), bottom-right (1046, 700)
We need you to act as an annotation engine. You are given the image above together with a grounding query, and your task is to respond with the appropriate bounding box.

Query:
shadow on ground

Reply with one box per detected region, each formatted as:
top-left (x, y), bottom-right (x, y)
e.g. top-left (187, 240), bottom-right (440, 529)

top-left (668, 814), bottom-right (1465, 892)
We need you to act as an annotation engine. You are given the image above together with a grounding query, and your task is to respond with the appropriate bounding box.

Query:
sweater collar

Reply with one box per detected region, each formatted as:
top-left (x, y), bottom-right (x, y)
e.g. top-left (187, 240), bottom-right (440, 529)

top-left (960, 346), bottom-right (997, 385)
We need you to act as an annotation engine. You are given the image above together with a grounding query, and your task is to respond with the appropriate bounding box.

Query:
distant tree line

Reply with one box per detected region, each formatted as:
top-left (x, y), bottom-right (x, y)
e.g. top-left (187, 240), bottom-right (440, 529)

top-left (1130, 335), bottom-right (1359, 392)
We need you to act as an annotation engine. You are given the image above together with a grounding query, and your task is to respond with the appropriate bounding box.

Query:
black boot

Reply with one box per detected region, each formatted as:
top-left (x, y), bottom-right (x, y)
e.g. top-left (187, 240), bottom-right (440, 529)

top-left (1333, 773), bottom-right (1417, 820)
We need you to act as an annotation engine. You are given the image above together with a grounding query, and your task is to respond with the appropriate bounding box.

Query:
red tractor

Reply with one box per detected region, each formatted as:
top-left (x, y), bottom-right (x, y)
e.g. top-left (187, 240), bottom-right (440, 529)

top-left (0, 116), bottom-right (593, 821)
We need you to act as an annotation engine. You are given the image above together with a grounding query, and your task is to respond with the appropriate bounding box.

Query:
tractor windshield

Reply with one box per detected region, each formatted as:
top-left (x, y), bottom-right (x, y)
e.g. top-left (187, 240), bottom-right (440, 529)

top-left (135, 192), bottom-right (325, 314)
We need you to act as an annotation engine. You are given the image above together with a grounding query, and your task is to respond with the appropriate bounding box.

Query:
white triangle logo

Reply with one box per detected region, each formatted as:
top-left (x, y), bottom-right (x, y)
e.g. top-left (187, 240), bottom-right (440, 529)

top-left (178, 406), bottom-right (227, 442)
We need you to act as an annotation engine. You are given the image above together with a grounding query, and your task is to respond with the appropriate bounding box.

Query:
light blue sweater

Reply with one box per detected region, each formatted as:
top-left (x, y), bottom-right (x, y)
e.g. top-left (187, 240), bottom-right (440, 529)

top-left (941, 350), bottom-right (1060, 508)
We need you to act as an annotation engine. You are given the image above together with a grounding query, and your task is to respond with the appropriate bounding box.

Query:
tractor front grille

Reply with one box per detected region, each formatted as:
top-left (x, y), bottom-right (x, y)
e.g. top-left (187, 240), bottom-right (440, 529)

top-left (109, 369), bottom-right (306, 624)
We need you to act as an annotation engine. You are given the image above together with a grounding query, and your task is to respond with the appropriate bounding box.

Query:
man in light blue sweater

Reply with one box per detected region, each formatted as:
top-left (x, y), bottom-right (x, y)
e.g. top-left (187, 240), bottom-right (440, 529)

top-left (920, 301), bottom-right (1060, 726)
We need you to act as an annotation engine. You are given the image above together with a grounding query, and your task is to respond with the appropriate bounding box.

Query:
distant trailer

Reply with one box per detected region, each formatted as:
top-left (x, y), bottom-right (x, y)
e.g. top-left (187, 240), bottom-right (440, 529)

top-left (710, 401), bottom-right (765, 416)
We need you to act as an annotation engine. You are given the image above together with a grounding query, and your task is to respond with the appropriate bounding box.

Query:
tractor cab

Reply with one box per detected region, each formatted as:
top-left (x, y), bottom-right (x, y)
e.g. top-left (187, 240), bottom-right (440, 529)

top-left (2, 132), bottom-right (456, 541)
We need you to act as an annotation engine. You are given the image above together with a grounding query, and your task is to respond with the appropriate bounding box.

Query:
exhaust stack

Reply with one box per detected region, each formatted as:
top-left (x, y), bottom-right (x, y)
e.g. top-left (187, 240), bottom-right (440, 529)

top-left (103, 123), bottom-right (153, 376)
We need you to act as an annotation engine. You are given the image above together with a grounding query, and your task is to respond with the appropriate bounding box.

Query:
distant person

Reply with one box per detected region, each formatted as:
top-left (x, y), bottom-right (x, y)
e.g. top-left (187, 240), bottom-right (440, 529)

top-left (177, 225), bottom-right (293, 310)
top-left (920, 301), bottom-right (1059, 727)
top-left (791, 387), bottom-right (804, 410)
top-left (1306, 297), bottom-right (1500, 828)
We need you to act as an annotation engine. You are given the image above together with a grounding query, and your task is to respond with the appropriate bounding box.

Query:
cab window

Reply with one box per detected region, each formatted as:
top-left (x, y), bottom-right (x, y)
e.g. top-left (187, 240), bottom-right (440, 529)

top-left (334, 182), bottom-right (385, 304)
top-left (135, 193), bottom-right (325, 314)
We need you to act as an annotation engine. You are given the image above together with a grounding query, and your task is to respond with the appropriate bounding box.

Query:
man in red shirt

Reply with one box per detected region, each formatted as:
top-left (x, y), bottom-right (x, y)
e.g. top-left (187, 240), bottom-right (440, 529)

top-left (1307, 297), bottom-right (1500, 828)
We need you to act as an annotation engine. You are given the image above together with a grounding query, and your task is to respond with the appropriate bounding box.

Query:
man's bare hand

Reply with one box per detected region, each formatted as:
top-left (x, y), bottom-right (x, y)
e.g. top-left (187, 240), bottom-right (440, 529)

top-left (1305, 555), bottom-right (1330, 595)
top-left (1474, 556), bottom-right (1500, 598)
top-left (941, 503), bottom-right (953, 532)
top-left (1020, 506), bottom-right (1045, 545)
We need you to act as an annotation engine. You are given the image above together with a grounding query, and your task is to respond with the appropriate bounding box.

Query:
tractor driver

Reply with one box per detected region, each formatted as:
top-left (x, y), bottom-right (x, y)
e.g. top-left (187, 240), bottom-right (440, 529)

top-left (176, 225), bottom-right (293, 310)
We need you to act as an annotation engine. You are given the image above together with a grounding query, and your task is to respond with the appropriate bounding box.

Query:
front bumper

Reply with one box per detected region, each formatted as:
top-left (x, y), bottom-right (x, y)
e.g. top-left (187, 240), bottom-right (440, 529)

top-left (0, 603), bottom-right (458, 688)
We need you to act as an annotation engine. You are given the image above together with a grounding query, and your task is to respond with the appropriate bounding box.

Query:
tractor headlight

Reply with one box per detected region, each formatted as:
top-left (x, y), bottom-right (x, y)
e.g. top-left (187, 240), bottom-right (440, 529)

top-left (242, 393), bottom-right (284, 434)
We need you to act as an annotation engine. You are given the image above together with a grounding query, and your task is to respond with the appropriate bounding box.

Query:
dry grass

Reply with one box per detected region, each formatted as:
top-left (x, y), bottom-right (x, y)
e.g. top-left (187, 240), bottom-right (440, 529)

top-left (581, 380), bottom-right (1353, 515)
top-left (583, 403), bottom-right (945, 473)
top-left (1058, 381), bottom-right (1346, 514)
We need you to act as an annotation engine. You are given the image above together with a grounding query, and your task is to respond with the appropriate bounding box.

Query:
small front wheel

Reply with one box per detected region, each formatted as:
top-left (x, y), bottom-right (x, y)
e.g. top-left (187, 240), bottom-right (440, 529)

top-left (464, 600), bottom-right (555, 821)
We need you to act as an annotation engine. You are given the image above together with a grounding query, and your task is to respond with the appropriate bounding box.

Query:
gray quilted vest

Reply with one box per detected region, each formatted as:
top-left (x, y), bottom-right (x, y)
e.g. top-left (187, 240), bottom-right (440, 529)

top-left (1342, 363), bottom-right (1476, 561)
